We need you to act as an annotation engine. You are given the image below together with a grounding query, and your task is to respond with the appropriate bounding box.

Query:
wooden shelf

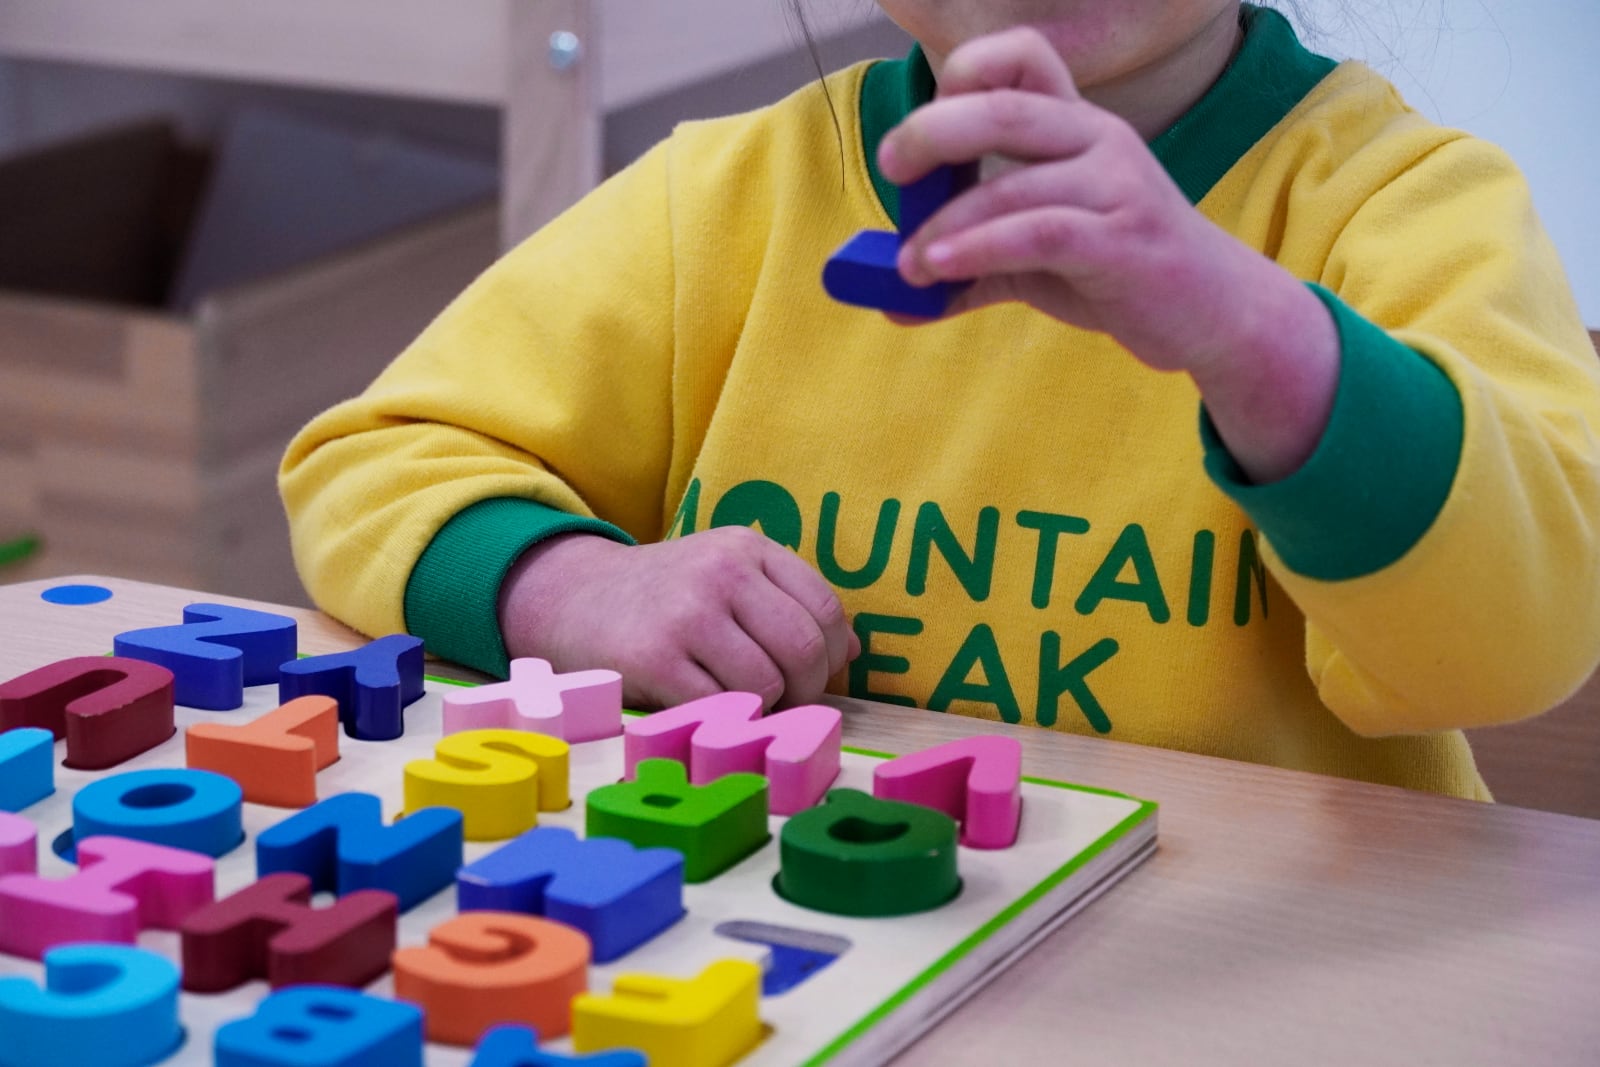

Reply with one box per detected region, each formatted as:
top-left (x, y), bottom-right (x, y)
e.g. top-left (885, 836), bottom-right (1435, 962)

top-left (0, 0), bottom-right (888, 243)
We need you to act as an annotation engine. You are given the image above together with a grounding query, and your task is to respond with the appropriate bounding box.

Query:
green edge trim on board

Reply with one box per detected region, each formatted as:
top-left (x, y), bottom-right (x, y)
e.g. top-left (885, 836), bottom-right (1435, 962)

top-left (805, 772), bottom-right (1158, 1066)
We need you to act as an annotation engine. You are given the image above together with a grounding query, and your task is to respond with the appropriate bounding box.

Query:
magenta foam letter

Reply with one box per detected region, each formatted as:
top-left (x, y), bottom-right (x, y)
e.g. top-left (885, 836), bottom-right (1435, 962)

top-left (872, 735), bottom-right (1023, 849)
top-left (0, 835), bottom-right (215, 959)
top-left (624, 692), bottom-right (841, 815)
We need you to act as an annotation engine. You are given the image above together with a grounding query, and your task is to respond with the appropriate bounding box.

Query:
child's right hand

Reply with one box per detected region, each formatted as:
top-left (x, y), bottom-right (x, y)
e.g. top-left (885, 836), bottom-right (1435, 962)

top-left (497, 528), bottom-right (859, 711)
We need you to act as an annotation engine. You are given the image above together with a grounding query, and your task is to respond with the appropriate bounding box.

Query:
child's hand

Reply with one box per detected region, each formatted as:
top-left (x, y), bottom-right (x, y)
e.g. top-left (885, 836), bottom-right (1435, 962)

top-left (882, 26), bottom-right (1243, 371)
top-left (498, 529), bottom-right (859, 711)
top-left (882, 26), bottom-right (1340, 483)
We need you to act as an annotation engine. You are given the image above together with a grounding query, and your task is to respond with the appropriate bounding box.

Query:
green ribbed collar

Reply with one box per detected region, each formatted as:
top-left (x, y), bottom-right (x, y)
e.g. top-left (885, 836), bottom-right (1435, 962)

top-left (859, 5), bottom-right (1337, 220)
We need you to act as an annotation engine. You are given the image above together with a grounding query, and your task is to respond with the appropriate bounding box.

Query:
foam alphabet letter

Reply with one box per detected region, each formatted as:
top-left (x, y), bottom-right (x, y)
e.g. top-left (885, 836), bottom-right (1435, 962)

top-left (256, 792), bottom-right (463, 912)
top-left (571, 960), bottom-right (763, 1067)
top-left (443, 657), bottom-right (623, 743)
top-left (72, 767), bottom-right (243, 858)
top-left (872, 735), bottom-right (1023, 848)
top-left (457, 826), bottom-right (684, 962)
top-left (821, 162), bottom-right (979, 318)
top-left (279, 634), bottom-right (425, 741)
top-left (0, 944), bottom-right (182, 1067)
top-left (215, 985), bottom-right (424, 1067)
top-left (0, 656), bottom-right (175, 770)
top-left (0, 835), bottom-right (214, 959)
top-left (775, 789), bottom-right (959, 917)
top-left (180, 872), bottom-right (398, 992)
top-left (471, 1025), bottom-right (645, 1067)
top-left (186, 695), bottom-right (340, 807)
top-left (392, 912), bottom-right (590, 1047)
top-left (624, 692), bottom-right (841, 815)
top-left (0, 812), bottom-right (36, 876)
top-left (403, 729), bottom-right (570, 841)
top-left (113, 603), bottom-right (298, 711)
top-left (0, 727), bottom-right (54, 811)
top-left (586, 759), bottom-right (768, 883)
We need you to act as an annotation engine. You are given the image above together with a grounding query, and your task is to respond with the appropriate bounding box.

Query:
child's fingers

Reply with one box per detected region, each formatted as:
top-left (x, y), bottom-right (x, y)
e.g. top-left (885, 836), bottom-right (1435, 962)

top-left (630, 655), bottom-right (724, 712)
top-left (897, 158), bottom-right (1115, 285)
top-left (758, 545), bottom-right (854, 678)
top-left (729, 581), bottom-right (832, 706)
top-left (880, 92), bottom-right (1101, 186)
top-left (688, 616), bottom-right (788, 709)
top-left (938, 25), bottom-right (1081, 101)
top-left (907, 206), bottom-right (1106, 283)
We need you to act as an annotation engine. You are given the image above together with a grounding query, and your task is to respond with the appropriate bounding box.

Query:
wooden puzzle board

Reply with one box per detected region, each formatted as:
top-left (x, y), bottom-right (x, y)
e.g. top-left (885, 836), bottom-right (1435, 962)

top-left (1, 669), bottom-right (1157, 1066)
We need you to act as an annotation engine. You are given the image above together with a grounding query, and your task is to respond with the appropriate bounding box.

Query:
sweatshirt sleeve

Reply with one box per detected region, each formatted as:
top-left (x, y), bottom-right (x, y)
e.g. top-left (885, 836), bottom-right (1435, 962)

top-left (1204, 133), bottom-right (1600, 735)
top-left (279, 142), bottom-right (676, 674)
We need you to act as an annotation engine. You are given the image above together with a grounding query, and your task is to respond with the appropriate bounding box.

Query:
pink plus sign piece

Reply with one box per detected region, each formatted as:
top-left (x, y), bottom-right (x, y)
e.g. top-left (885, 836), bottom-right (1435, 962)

top-left (624, 692), bottom-right (841, 815)
top-left (0, 812), bottom-right (36, 876)
top-left (442, 657), bottom-right (623, 744)
top-left (872, 735), bottom-right (1024, 849)
top-left (0, 835), bottom-right (215, 959)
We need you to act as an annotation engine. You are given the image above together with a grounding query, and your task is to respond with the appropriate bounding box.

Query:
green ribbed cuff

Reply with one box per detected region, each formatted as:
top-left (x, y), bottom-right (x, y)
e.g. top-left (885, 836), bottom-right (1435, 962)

top-left (1201, 284), bottom-right (1464, 581)
top-left (403, 497), bottom-right (635, 677)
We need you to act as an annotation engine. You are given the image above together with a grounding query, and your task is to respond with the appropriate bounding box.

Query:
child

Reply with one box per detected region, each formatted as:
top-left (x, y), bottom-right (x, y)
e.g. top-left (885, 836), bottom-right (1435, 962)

top-left (281, 2), bottom-right (1600, 800)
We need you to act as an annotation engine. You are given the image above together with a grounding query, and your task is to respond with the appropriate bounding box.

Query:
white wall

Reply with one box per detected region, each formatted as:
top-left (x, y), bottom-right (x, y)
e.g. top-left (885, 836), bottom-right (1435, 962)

top-left (1284, 0), bottom-right (1600, 324)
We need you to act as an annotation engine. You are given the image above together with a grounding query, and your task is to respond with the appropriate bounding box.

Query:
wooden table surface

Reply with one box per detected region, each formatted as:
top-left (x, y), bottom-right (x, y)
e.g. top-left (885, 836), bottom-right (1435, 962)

top-left (4, 574), bottom-right (1599, 1066)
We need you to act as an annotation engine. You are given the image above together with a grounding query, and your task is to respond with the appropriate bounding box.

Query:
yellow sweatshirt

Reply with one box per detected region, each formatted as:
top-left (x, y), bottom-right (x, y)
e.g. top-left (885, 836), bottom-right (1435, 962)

top-left (281, 7), bottom-right (1600, 799)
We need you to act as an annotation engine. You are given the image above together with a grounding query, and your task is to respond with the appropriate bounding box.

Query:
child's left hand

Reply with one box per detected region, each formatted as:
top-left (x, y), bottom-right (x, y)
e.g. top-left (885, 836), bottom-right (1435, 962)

top-left (882, 25), bottom-right (1340, 482)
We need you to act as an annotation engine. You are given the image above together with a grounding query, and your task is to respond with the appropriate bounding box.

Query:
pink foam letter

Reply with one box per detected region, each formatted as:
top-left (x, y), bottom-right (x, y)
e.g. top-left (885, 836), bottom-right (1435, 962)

top-left (442, 658), bottom-right (623, 744)
top-left (872, 735), bottom-right (1023, 849)
top-left (625, 692), bottom-right (841, 815)
top-left (0, 812), bottom-right (36, 877)
top-left (0, 835), bottom-right (215, 959)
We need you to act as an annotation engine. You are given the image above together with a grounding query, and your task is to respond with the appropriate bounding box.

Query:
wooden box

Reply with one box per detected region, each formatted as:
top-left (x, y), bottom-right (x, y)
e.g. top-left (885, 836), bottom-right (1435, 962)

top-left (0, 125), bottom-right (498, 603)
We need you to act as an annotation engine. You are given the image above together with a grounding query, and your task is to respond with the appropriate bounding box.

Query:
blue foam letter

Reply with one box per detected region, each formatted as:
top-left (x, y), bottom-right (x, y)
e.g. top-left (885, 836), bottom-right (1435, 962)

top-left (216, 985), bottom-right (422, 1067)
top-left (279, 635), bottom-right (424, 741)
top-left (0, 727), bottom-right (54, 812)
top-left (457, 826), bottom-right (684, 962)
top-left (114, 603), bottom-right (298, 710)
top-left (257, 792), bottom-right (462, 912)
top-left (471, 1025), bottom-right (646, 1066)
top-left (72, 767), bottom-right (243, 858)
top-left (0, 943), bottom-right (183, 1067)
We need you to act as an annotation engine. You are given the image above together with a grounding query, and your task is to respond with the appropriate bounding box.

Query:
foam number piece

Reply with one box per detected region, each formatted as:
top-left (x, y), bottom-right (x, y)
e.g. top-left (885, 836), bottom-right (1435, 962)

top-left (443, 658), bottom-right (624, 743)
top-left (403, 729), bottom-right (570, 842)
top-left (471, 1025), bottom-right (646, 1067)
top-left (72, 767), bottom-right (244, 858)
top-left (821, 162), bottom-right (980, 318)
top-left (571, 959), bottom-right (763, 1067)
top-left (457, 826), bottom-right (684, 963)
top-left (0, 727), bottom-right (54, 811)
top-left (624, 692), bottom-right (841, 816)
top-left (113, 603), bottom-right (298, 711)
top-left (257, 792), bottom-right (463, 912)
top-left (0, 811), bottom-right (37, 876)
top-left (775, 788), bottom-right (960, 917)
top-left (586, 759), bottom-right (768, 883)
top-left (0, 656), bottom-right (175, 770)
top-left (280, 634), bottom-right (425, 741)
top-left (872, 735), bottom-right (1023, 849)
top-left (215, 986), bottom-right (424, 1067)
top-left (0, 944), bottom-right (183, 1067)
top-left (392, 912), bottom-right (591, 1047)
top-left (186, 695), bottom-right (341, 807)
top-left (180, 872), bottom-right (398, 992)
top-left (0, 836), bottom-right (214, 959)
